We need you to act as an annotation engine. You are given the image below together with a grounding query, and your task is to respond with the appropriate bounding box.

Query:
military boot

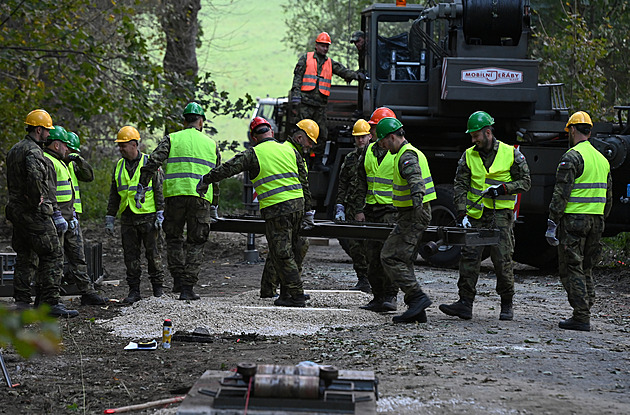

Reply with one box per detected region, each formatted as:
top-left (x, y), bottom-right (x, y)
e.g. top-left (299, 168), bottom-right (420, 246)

top-left (392, 291), bottom-right (432, 324)
top-left (179, 285), bottom-right (200, 301)
top-left (152, 284), bottom-right (164, 298)
top-left (439, 298), bottom-right (473, 320)
top-left (559, 317), bottom-right (590, 332)
top-left (274, 293), bottom-right (306, 308)
top-left (499, 297), bottom-right (513, 321)
top-left (359, 296), bottom-right (384, 312)
top-left (49, 303), bottom-right (79, 318)
top-left (123, 285), bottom-right (141, 304)
top-left (172, 278), bottom-right (182, 293)
top-left (381, 295), bottom-right (398, 312)
top-left (81, 292), bottom-right (109, 306)
top-left (351, 277), bottom-right (372, 293)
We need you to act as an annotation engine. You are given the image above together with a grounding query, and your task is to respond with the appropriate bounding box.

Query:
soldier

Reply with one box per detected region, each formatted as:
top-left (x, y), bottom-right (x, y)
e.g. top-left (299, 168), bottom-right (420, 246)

top-left (376, 117), bottom-right (435, 323)
top-left (349, 108), bottom-right (399, 312)
top-left (6, 109), bottom-right (78, 317)
top-left (335, 119), bottom-right (370, 292)
top-left (66, 132), bottom-right (90, 219)
top-left (44, 126), bottom-right (108, 306)
top-left (349, 30), bottom-right (366, 115)
top-left (138, 102), bottom-right (221, 301)
top-left (106, 126), bottom-right (165, 304)
top-left (197, 116), bottom-right (313, 307)
top-left (259, 119), bottom-right (317, 298)
top-left (440, 111), bottom-right (531, 321)
top-left (291, 31), bottom-right (365, 171)
top-left (545, 111), bottom-right (612, 332)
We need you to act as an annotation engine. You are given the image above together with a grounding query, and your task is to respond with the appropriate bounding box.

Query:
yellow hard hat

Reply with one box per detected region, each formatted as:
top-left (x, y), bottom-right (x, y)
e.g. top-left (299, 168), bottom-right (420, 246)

top-left (25, 109), bottom-right (53, 129)
top-left (296, 119), bottom-right (319, 143)
top-left (115, 126), bottom-right (141, 143)
top-left (565, 111), bottom-right (593, 132)
top-left (352, 119), bottom-right (370, 136)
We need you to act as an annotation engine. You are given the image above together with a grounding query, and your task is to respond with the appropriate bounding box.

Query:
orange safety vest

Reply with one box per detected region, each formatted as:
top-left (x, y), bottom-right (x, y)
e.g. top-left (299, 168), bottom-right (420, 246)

top-left (301, 52), bottom-right (332, 96)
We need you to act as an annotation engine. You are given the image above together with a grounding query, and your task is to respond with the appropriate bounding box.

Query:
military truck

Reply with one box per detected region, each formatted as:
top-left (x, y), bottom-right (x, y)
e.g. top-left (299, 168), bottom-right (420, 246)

top-left (251, 0), bottom-right (630, 268)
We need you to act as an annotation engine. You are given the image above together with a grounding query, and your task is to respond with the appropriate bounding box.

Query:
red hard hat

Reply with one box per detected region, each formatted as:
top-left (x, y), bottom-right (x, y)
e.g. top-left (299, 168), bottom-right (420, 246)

top-left (316, 32), bottom-right (332, 44)
top-left (250, 116), bottom-right (271, 133)
top-left (368, 107), bottom-right (397, 125)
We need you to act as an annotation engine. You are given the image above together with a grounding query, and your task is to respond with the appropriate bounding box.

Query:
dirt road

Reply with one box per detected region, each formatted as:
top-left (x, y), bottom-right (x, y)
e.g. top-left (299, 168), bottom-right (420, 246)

top-left (0, 225), bottom-right (629, 414)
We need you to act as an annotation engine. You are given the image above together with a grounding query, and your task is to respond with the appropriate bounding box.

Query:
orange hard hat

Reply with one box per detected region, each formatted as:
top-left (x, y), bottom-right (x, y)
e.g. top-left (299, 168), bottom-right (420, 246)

top-left (250, 116), bottom-right (271, 134)
top-left (316, 32), bottom-right (332, 44)
top-left (368, 107), bottom-right (397, 125)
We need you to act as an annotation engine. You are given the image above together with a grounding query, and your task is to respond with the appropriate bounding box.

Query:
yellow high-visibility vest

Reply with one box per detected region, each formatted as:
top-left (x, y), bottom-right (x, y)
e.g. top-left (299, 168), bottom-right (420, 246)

top-left (44, 152), bottom-right (73, 203)
top-left (115, 153), bottom-right (156, 215)
top-left (364, 142), bottom-right (394, 205)
top-left (564, 141), bottom-right (610, 214)
top-left (252, 140), bottom-right (304, 209)
top-left (392, 143), bottom-right (436, 207)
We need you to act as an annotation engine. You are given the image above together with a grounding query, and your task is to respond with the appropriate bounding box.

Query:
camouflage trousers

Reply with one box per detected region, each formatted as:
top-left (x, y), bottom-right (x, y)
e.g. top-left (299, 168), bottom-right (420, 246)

top-left (338, 237), bottom-right (368, 281)
top-left (163, 196), bottom-right (212, 287)
top-left (297, 104), bottom-right (327, 157)
top-left (365, 207), bottom-right (398, 298)
top-left (381, 206), bottom-right (431, 303)
top-left (121, 219), bottom-right (165, 288)
top-left (61, 222), bottom-right (96, 295)
top-left (7, 206), bottom-right (63, 305)
top-left (558, 213), bottom-right (604, 323)
top-left (262, 211), bottom-right (305, 297)
top-left (458, 208), bottom-right (515, 301)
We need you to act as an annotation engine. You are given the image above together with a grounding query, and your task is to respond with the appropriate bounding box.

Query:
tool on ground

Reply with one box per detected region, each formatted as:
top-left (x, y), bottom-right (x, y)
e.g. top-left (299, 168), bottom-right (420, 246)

top-left (162, 319), bottom-right (173, 349)
top-left (103, 395), bottom-right (185, 413)
top-left (123, 340), bottom-right (157, 350)
top-left (0, 350), bottom-right (19, 388)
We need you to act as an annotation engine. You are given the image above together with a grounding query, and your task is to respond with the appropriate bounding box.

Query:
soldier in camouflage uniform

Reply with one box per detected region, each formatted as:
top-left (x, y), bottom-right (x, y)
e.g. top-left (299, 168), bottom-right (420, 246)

top-left (139, 103), bottom-right (221, 301)
top-left (349, 108), bottom-right (399, 312)
top-left (335, 119), bottom-right (370, 292)
top-left (440, 111), bottom-right (531, 321)
top-left (198, 116), bottom-right (313, 307)
top-left (44, 126), bottom-right (107, 306)
top-left (376, 117), bottom-right (435, 323)
top-left (546, 111), bottom-right (612, 332)
top-left (291, 31), bottom-right (365, 171)
top-left (259, 119), bottom-right (317, 298)
top-left (106, 126), bottom-right (165, 304)
top-left (5, 109), bottom-right (78, 317)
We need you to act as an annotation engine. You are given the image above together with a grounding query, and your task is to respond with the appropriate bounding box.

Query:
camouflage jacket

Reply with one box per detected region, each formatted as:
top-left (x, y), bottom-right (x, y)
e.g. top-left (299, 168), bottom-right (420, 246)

top-left (336, 147), bottom-right (362, 206)
top-left (6, 135), bottom-right (55, 216)
top-left (548, 142), bottom-right (613, 223)
top-left (70, 155), bottom-right (94, 182)
top-left (44, 148), bottom-right (75, 220)
top-left (291, 51), bottom-right (360, 107)
top-left (203, 137), bottom-right (312, 220)
top-left (107, 152), bottom-right (165, 225)
top-left (454, 138), bottom-right (531, 214)
top-left (139, 127), bottom-right (221, 204)
top-left (349, 143), bottom-right (397, 216)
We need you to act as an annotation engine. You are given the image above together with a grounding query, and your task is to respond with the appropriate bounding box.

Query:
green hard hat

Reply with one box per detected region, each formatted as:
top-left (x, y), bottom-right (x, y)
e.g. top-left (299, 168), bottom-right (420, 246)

top-left (67, 131), bottom-right (81, 152)
top-left (183, 102), bottom-right (206, 120)
top-left (466, 111), bottom-right (494, 133)
top-left (49, 125), bottom-right (71, 145)
top-left (376, 117), bottom-right (403, 141)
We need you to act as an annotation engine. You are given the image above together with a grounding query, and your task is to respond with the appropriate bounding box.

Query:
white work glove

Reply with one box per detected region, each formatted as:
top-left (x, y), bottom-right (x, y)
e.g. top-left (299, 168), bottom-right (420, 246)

top-left (302, 210), bottom-right (316, 231)
top-left (105, 215), bottom-right (115, 236)
top-left (68, 211), bottom-right (79, 235)
top-left (155, 210), bottom-right (164, 230)
top-left (461, 216), bottom-right (472, 229)
top-left (334, 204), bottom-right (345, 221)
top-left (545, 219), bottom-right (559, 246)
top-left (209, 205), bottom-right (219, 223)
top-left (134, 183), bottom-right (146, 209)
top-left (52, 210), bottom-right (68, 235)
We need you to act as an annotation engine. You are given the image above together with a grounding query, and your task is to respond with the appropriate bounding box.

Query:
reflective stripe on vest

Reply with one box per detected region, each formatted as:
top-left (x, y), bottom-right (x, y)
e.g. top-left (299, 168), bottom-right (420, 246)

top-left (68, 162), bottom-right (82, 214)
top-left (164, 128), bottom-right (217, 203)
top-left (115, 154), bottom-right (156, 215)
top-left (301, 52), bottom-right (332, 96)
top-left (363, 142), bottom-right (394, 205)
top-left (565, 141), bottom-right (610, 214)
top-left (44, 152), bottom-right (73, 203)
top-left (465, 141), bottom-right (516, 219)
top-left (393, 143), bottom-right (436, 207)
top-left (252, 140), bottom-right (303, 209)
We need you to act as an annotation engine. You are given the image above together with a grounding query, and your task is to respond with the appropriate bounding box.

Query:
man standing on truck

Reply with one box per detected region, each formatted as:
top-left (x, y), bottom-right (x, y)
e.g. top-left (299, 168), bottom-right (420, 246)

top-left (349, 108), bottom-right (399, 312)
top-left (197, 117), bottom-right (313, 307)
top-left (377, 117), bottom-right (435, 323)
top-left (291, 31), bottom-right (365, 172)
top-left (440, 111), bottom-right (531, 321)
top-left (138, 102), bottom-right (221, 301)
top-left (335, 119), bottom-right (371, 293)
top-left (349, 30), bottom-right (366, 116)
top-left (545, 111), bottom-right (612, 332)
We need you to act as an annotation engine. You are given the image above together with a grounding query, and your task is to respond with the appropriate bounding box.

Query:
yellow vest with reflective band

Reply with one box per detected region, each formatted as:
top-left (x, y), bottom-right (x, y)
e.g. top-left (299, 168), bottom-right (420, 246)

top-left (564, 141), bottom-right (610, 215)
top-left (115, 154), bottom-right (156, 216)
top-left (364, 143), bottom-right (394, 205)
top-left (252, 140), bottom-right (304, 209)
top-left (393, 143), bottom-right (436, 207)
top-left (44, 152), bottom-right (73, 203)
top-left (301, 52), bottom-right (332, 96)
top-left (164, 128), bottom-right (217, 203)
top-left (68, 162), bottom-right (82, 214)
top-left (465, 141), bottom-right (516, 219)
top-left (284, 140), bottom-right (308, 173)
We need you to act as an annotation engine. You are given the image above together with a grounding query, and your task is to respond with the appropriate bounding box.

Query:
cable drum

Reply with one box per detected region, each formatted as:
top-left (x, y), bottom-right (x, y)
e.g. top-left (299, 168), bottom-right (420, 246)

top-left (463, 0), bottom-right (524, 46)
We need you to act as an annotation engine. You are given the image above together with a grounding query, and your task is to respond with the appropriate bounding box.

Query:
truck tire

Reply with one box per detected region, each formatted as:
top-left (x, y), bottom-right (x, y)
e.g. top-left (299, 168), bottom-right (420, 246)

top-left (421, 184), bottom-right (461, 268)
top-left (513, 215), bottom-right (558, 270)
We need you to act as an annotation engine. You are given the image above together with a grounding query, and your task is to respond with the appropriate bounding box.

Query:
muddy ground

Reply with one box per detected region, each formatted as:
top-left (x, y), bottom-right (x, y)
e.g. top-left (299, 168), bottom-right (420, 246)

top-left (0, 221), bottom-right (629, 415)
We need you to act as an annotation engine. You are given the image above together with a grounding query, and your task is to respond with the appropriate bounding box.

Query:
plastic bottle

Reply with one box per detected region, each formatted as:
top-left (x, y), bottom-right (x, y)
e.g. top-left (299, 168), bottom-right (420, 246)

top-left (162, 319), bottom-right (173, 349)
